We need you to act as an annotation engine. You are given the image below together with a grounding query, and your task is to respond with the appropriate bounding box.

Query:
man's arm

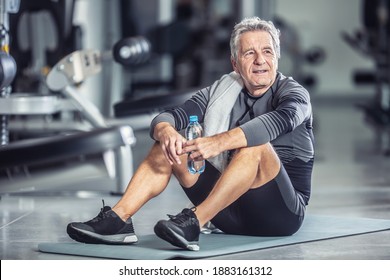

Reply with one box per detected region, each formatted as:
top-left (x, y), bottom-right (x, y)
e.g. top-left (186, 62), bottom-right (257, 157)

top-left (183, 127), bottom-right (247, 160)
top-left (149, 87), bottom-right (210, 140)
top-left (240, 85), bottom-right (311, 147)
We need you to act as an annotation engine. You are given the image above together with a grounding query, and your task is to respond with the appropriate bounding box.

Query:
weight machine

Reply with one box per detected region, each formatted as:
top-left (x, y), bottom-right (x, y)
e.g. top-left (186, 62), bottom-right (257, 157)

top-left (342, 0), bottom-right (390, 155)
top-left (0, 0), bottom-right (151, 194)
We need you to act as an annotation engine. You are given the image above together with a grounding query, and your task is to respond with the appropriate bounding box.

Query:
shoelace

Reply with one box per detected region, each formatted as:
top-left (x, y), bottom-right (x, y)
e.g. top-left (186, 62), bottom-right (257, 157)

top-left (167, 208), bottom-right (196, 224)
top-left (90, 199), bottom-right (109, 222)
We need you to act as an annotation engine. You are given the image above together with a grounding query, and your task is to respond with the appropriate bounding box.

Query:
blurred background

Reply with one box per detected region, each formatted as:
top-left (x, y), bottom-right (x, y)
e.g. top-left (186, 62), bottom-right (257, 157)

top-left (34, 0), bottom-right (373, 113)
top-left (0, 0), bottom-right (377, 132)
top-left (1, 0), bottom-right (390, 259)
top-left (2, 0), bottom-right (374, 117)
top-left (64, 0), bottom-right (374, 110)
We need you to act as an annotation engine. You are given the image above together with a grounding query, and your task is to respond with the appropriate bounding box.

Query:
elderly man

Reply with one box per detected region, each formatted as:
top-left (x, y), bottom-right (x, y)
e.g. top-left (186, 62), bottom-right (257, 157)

top-left (67, 17), bottom-right (314, 251)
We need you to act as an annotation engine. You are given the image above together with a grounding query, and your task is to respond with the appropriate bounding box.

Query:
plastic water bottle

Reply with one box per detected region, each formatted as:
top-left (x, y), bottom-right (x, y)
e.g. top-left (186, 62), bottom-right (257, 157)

top-left (185, 115), bottom-right (205, 174)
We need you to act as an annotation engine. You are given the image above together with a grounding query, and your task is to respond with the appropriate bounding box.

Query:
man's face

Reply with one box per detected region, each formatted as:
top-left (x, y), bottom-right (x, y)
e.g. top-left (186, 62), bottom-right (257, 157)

top-left (231, 30), bottom-right (278, 96)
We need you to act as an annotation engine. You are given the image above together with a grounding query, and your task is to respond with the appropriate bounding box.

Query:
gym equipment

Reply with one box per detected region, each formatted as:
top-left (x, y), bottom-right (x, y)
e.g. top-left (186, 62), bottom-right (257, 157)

top-left (0, 47), bottom-right (140, 194)
top-left (274, 16), bottom-right (326, 89)
top-left (0, 0), bottom-right (19, 145)
top-left (0, 37), bottom-right (151, 194)
top-left (0, 0), bottom-right (153, 194)
top-left (114, 88), bottom-right (196, 117)
top-left (38, 214), bottom-right (390, 259)
top-left (113, 9), bottom-right (199, 117)
top-left (0, 51), bottom-right (17, 89)
top-left (342, 0), bottom-right (390, 155)
top-left (0, 0), bottom-right (82, 146)
top-left (0, 125), bottom-right (134, 181)
top-left (112, 36), bottom-right (151, 67)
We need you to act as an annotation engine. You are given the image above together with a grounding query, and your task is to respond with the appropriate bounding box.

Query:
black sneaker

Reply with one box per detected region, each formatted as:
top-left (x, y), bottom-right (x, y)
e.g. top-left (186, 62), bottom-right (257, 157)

top-left (154, 208), bottom-right (200, 251)
top-left (67, 202), bottom-right (138, 245)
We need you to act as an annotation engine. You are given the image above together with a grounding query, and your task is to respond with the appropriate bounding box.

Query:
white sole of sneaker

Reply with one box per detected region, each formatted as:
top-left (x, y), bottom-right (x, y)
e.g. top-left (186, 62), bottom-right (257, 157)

top-left (154, 223), bottom-right (200, 251)
top-left (186, 243), bottom-right (200, 251)
top-left (68, 226), bottom-right (138, 244)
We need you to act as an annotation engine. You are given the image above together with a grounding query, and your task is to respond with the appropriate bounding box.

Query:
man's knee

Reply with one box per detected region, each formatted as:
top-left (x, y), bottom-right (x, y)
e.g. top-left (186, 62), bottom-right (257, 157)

top-left (233, 143), bottom-right (275, 163)
top-left (233, 146), bottom-right (261, 162)
top-left (144, 142), bottom-right (172, 172)
top-left (231, 144), bottom-right (280, 185)
top-left (146, 143), bottom-right (199, 187)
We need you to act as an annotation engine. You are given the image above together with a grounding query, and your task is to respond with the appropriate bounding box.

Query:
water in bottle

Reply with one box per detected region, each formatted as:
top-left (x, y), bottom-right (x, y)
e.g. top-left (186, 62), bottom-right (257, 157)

top-left (185, 115), bottom-right (205, 174)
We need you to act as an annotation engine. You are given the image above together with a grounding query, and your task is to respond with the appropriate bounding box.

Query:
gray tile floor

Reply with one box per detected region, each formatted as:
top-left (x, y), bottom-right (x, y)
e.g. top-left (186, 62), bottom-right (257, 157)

top-left (1, 97), bottom-right (390, 260)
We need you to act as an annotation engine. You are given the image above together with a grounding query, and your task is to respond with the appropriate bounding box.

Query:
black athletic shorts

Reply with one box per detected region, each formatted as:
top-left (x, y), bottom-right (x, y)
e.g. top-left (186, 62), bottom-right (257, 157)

top-left (182, 158), bottom-right (314, 236)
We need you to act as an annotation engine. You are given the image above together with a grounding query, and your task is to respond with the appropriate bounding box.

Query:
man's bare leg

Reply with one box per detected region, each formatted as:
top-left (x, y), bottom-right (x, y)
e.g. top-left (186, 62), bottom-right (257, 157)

top-left (66, 141), bottom-right (198, 245)
top-left (112, 142), bottom-right (198, 221)
top-left (193, 143), bottom-right (280, 227)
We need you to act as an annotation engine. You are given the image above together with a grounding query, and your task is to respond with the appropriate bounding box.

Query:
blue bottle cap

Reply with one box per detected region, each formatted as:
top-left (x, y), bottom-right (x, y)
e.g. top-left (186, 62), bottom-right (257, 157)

top-left (189, 115), bottom-right (198, 122)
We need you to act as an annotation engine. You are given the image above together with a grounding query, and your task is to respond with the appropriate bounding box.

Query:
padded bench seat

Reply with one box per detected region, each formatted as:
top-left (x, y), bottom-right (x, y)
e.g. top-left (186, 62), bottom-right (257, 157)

top-left (114, 90), bottom-right (196, 117)
top-left (0, 125), bottom-right (133, 169)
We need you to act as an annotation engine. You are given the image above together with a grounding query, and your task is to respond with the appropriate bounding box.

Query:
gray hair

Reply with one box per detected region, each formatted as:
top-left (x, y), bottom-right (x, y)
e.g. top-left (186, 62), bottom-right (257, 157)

top-left (230, 17), bottom-right (281, 61)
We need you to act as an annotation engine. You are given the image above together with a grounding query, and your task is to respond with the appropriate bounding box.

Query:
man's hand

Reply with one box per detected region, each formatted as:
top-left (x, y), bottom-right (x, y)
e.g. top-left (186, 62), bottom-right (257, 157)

top-left (153, 122), bottom-right (186, 165)
top-left (182, 135), bottom-right (222, 161)
top-left (182, 128), bottom-right (247, 161)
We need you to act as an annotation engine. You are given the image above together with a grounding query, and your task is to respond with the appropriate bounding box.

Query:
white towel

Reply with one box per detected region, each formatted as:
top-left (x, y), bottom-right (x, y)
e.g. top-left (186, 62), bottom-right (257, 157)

top-left (203, 71), bottom-right (243, 172)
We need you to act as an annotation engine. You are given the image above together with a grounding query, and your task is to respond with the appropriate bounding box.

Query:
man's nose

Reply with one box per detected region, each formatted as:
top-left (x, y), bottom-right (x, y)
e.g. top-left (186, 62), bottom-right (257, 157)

top-left (254, 53), bottom-right (265, 65)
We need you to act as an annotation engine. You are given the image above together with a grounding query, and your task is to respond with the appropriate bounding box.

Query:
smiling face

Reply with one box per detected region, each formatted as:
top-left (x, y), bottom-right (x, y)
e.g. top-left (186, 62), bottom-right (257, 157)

top-left (231, 30), bottom-right (278, 96)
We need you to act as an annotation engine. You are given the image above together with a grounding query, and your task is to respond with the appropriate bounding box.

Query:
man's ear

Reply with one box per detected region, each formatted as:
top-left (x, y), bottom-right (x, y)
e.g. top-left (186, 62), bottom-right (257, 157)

top-left (231, 57), bottom-right (238, 73)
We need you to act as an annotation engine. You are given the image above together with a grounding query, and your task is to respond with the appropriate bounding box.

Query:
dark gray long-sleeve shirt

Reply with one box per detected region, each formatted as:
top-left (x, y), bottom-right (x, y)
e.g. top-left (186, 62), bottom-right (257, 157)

top-left (150, 72), bottom-right (314, 165)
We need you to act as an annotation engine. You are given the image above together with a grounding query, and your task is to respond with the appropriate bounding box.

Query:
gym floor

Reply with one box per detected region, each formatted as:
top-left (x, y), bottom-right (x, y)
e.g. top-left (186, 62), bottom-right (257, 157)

top-left (1, 96), bottom-right (390, 260)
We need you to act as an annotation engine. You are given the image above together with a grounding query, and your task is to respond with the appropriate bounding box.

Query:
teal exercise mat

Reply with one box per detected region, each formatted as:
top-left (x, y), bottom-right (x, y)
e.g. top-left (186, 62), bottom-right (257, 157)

top-left (38, 215), bottom-right (390, 260)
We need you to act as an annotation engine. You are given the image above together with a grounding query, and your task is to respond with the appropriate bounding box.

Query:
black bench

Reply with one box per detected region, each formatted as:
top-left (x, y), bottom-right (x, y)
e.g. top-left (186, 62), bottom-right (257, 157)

top-left (0, 125), bottom-right (135, 193)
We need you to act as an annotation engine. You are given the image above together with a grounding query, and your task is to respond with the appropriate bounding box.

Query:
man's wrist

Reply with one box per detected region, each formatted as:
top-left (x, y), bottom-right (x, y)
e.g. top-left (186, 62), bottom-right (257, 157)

top-left (153, 122), bottom-right (173, 140)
